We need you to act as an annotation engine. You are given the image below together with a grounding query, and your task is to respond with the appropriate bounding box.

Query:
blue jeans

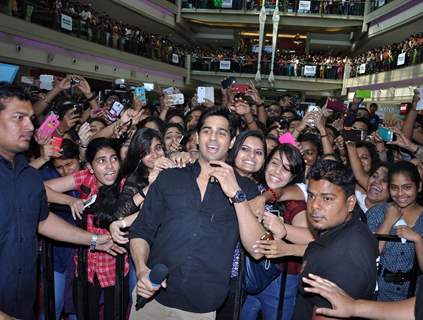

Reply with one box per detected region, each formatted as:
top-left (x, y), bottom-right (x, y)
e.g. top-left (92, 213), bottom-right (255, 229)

top-left (240, 274), bottom-right (299, 320)
top-left (39, 271), bottom-right (77, 320)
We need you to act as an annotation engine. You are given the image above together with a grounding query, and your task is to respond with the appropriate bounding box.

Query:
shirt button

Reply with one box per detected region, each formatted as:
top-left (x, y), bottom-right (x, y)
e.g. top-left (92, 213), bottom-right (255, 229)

top-left (193, 233), bottom-right (197, 237)
top-left (187, 256), bottom-right (192, 260)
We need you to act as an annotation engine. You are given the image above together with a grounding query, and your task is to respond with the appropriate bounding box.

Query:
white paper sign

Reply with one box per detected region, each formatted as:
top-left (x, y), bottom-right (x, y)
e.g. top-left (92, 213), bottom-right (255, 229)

top-left (378, 0), bottom-right (385, 7)
top-left (221, 0), bottom-right (233, 8)
top-left (172, 54), bottom-right (179, 64)
top-left (298, 1), bottom-right (311, 11)
top-left (359, 63), bottom-right (366, 74)
top-left (219, 60), bottom-right (231, 70)
top-left (304, 65), bottom-right (316, 76)
top-left (397, 53), bottom-right (405, 66)
top-left (61, 14), bottom-right (73, 31)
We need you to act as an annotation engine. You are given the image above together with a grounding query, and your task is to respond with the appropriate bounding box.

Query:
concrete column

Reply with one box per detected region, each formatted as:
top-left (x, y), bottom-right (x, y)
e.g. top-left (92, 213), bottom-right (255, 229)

top-left (305, 33), bottom-right (310, 55)
top-left (185, 54), bottom-right (192, 85)
top-left (176, 0), bottom-right (182, 23)
top-left (341, 62), bottom-right (351, 96)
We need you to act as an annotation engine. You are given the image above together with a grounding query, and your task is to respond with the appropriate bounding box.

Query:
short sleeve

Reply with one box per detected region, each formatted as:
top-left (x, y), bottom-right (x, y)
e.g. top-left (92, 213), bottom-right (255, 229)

top-left (296, 183), bottom-right (308, 201)
top-left (366, 203), bottom-right (388, 233)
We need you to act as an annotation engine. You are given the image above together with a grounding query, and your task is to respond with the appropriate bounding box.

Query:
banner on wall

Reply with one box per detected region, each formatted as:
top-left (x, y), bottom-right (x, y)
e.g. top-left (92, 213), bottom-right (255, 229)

top-left (61, 14), bottom-right (73, 31)
top-left (304, 65), bottom-right (316, 76)
top-left (359, 63), bottom-right (366, 74)
top-left (397, 53), bottom-right (406, 66)
top-left (219, 60), bottom-right (231, 70)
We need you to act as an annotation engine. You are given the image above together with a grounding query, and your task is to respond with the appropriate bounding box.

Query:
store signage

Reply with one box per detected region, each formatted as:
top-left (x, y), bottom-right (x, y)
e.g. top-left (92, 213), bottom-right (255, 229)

top-left (359, 63), bottom-right (366, 74)
top-left (298, 1), bottom-right (311, 11)
top-left (172, 54), bottom-right (179, 64)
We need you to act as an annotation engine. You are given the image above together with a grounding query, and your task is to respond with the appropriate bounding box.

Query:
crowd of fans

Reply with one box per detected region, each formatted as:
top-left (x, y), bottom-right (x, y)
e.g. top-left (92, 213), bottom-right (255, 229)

top-left (192, 48), bottom-right (347, 79)
top-left (1, 70), bottom-right (422, 319)
top-left (350, 33), bottom-right (423, 77)
top-left (4, 0), bottom-right (188, 67)
top-left (183, 0), bottom-right (365, 16)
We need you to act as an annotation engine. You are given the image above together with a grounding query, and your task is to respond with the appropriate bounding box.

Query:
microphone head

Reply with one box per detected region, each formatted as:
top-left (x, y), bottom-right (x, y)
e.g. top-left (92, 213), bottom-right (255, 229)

top-left (148, 264), bottom-right (169, 286)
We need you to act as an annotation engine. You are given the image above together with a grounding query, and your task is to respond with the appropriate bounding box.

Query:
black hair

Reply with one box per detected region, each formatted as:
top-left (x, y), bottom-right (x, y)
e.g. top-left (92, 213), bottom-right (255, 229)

top-left (120, 128), bottom-right (164, 189)
top-left (325, 124), bottom-right (340, 138)
top-left (368, 161), bottom-right (394, 178)
top-left (196, 105), bottom-right (237, 139)
top-left (85, 137), bottom-right (120, 165)
top-left (355, 141), bottom-right (380, 173)
top-left (389, 161), bottom-right (421, 189)
top-left (307, 159), bottom-right (356, 198)
top-left (54, 139), bottom-right (80, 160)
top-left (357, 108), bottom-right (370, 119)
top-left (0, 83), bottom-right (31, 111)
top-left (165, 110), bottom-right (185, 124)
top-left (266, 143), bottom-right (305, 186)
top-left (227, 130), bottom-right (267, 183)
top-left (137, 115), bottom-right (165, 134)
top-left (86, 138), bottom-right (121, 228)
top-left (87, 117), bottom-right (108, 128)
top-left (163, 122), bottom-right (184, 137)
top-left (352, 118), bottom-right (370, 130)
top-left (297, 133), bottom-right (323, 156)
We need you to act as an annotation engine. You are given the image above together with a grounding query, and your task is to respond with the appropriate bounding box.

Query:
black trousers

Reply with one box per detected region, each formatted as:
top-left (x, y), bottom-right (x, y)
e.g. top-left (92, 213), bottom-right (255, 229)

top-left (73, 275), bottom-right (129, 320)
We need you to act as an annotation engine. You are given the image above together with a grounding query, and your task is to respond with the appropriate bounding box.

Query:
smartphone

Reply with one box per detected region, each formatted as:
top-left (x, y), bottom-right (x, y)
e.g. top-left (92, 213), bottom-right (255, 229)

top-left (377, 127), bottom-right (396, 142)
top-left (179, 135), bottom-right (189, 146)
top-left (416, 88), bottom-right (423, 111)
top-left (37, 113), bottom-right (60, 139)
top-left (108, 101), bottom-right (125, 121)
top-left (143, 83), bottom-right (154, 92)
top-left (341, 129), bottom-right (366, 142)
top-left (168, 93), bottom-right (185, 105)
top-left (306, 105), bottom-right (320, 113)
top-left (50, 136), bottom-right (63, 157)
top-left (232, 84), bottom-right (250, 94)
top-left (221, 77), bottom-right (236, 89)
top-left (269, 209), bottom-right (280, 217)
top-left (39, 74), bottom-right (54, 90)
top-left (163, 87), bottom-right (176, 95)
top-left (327, 100), bottom-right (347, 112)
top-left (83, 194), bottom-right (97, 209)
top-left (197, 87), bottom-right (214, 104)
top-left (134, 87), bottom-right (147, 103)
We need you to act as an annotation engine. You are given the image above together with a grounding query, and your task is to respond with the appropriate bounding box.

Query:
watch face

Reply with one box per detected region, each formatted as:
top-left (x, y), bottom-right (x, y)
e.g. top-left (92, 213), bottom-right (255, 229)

top-left (235, 191), bottom-right (247, 202)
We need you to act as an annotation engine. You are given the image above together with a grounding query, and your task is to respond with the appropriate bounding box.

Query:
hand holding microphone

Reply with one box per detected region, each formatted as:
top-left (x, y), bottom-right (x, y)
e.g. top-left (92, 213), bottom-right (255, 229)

top-left (135, 264), bottom-right (169, 310)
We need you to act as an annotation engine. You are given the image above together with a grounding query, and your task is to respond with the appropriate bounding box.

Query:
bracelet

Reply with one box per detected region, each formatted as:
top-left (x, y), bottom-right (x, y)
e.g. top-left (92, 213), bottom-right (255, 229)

top-left (89, 234), bottom-right (98, 251)
top-left (413, 145), bottom-right (420, 156)
top-left (257, 103), bottom-right (265, 108)
top-left (268, 188), bottom-right (278, 204)
top-left (320, 134), bottom-right (328, 138)
top-left (80, 145), bottom-right (87, 149)
top-left (139, 188), bottom-right (146, 199)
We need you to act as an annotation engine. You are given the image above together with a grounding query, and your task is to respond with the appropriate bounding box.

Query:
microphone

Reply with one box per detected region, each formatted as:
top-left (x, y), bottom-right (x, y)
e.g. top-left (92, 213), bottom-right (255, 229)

top-left (135, 264), bottom-right (169, 310)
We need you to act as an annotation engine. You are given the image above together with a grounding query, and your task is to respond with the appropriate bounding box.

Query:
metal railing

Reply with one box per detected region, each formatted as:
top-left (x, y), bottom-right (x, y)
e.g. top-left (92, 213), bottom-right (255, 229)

top-left (182, 0), bottom-right (365, 16)
top-left (192, 56), bottom-right (345, 80)
top-left (0, 1), bottom-right (186, 68)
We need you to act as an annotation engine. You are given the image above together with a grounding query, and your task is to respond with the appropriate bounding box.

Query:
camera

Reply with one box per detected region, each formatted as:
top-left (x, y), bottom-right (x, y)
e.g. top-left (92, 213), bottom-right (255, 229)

top-left (70, 78), bottom-right (80, 86)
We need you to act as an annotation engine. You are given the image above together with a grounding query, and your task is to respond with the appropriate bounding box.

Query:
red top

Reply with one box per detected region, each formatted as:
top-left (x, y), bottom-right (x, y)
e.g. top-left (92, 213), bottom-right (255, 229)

top-left (73, 169), bottom-right (129, 288)
top-left (280, 200), bottom-right (307, 275)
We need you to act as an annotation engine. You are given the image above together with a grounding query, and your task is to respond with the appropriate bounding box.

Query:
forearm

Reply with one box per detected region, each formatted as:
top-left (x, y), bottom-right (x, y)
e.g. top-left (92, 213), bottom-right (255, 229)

top-left (33, 87), bottom-right (61, 115)
top-left (414, 237), bottom-right (423, 270)
top-left (29, 157), bottom-right (49, 170)
top-left (257, 105), bottom-right (267, 125)
top-left (244, 113), bottom-right (260, 131)
top-left (402, 108), bottom-right (417, 139)
top-left (38, 212), bottom-right (91, 245)
top-left (320, 130), bottom-right (334, 156)
top-left (235, 201), bottom-right (265, 259)
top-left (92, 121), bottom-right (118, 139)
top-left (45, 186), bottom-right (75, 206)
top-left (346, 144), bottom-right (369, 189)
top-left (280, 243), bottom-right (307, 257)
top-left (130, 238), bottom-right (151, 275)
top-left (284, 224), bottom-right (314, 245)
top-left (352, 297), bottom-right (415, 320)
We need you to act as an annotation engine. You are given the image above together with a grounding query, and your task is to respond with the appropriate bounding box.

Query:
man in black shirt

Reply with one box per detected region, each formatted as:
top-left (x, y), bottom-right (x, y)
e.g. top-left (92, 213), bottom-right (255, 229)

top-left (129, 106), bottom-right (265, 319)
top-left (293, 159), bottom-right (378, 320)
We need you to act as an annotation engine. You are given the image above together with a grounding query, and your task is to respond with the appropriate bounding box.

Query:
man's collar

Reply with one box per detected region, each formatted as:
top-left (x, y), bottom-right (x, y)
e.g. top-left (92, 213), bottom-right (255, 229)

top-left (0, 153), bottom-right (29, 172)
top-left (314, 212), bottom-right (359, 247)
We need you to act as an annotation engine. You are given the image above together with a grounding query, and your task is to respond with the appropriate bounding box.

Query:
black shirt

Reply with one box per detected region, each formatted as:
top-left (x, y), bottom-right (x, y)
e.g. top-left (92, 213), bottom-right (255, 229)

top-left (129, 162), bottom-right (259, 313)
top-left (293, 213), bottom-right (378, 319)
top-left (0, 154), bottom-right (49, 319)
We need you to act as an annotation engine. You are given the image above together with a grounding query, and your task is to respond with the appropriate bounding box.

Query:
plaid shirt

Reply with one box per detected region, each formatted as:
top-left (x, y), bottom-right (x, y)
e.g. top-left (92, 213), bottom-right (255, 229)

top-left (73, 169), bottom-right (129, 288)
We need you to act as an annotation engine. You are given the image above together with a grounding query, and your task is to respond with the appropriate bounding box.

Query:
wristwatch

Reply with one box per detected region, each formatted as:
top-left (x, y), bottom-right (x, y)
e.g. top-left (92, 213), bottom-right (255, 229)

top-left (231, 190), bottom-right (247, 203)
top-left (89, 234), bottom-right (98, 251)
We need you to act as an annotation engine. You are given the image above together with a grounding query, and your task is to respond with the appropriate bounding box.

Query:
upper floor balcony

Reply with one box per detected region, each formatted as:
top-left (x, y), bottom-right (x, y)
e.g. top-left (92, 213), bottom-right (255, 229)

top-left (181, 0), bottom-right (365, 30)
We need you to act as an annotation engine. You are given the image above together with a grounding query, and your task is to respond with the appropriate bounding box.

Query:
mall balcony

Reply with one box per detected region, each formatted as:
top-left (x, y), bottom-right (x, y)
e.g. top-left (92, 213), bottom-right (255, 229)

top-left (180, 0), bottom-right (365, 31)
top-left (190, 57), bottom-right (344, 95)
top-left (0, 1), bottom-right (188, 88)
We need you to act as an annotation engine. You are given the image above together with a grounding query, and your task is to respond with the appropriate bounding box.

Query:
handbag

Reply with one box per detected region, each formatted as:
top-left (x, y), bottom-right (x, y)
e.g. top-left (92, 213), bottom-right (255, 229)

top-left (243, 255), bottom-right (280, 294)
